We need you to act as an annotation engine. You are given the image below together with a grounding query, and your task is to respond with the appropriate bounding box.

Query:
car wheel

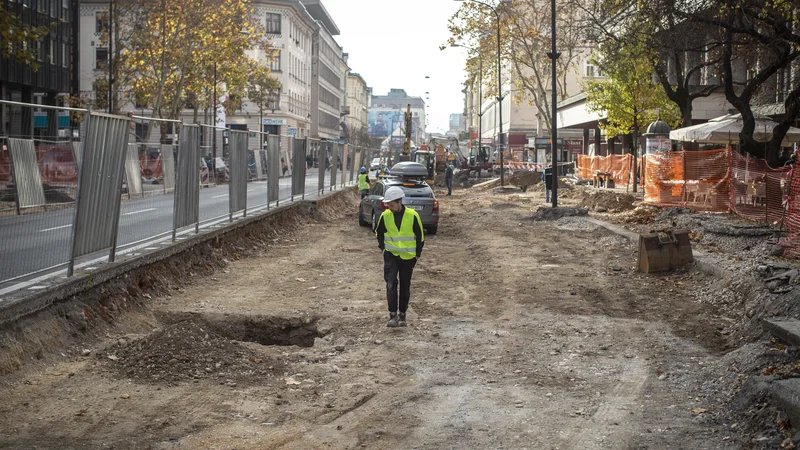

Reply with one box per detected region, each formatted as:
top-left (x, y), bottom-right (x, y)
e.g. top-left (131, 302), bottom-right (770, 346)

top-left (372, 210), bottom-right (380, 232)
top-left (358, 206), bottom-right (369, 227)
top-left (427, 226), bottom-right (438, 236)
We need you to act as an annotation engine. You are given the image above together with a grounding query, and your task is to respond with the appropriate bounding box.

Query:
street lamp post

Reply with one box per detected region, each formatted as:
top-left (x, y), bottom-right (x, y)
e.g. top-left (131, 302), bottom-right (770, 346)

top-left (546, 0), bottom-right (561, 207)
top-left (455, 0), bottom-right (508, 185)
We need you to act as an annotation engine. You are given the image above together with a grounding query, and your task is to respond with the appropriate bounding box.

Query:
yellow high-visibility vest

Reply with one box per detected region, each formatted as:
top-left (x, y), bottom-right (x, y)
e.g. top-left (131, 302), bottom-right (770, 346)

top-left (378, 207), bottom-right (424, 260)
top-left (358, 173), bottom-right (369, 190)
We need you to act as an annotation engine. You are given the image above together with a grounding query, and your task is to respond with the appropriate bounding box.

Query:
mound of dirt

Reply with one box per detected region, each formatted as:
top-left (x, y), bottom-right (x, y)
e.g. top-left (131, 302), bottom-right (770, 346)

top-left (101, 320), bottom-right (274, 385)
top-left (579, 190), bottom-right (636, 212)
top-left (528, 206), bottom-right (588, 221)
top-left (618, 204), bottom-right (663, 224)
top-left (491, 202), bottom-right (521, 210)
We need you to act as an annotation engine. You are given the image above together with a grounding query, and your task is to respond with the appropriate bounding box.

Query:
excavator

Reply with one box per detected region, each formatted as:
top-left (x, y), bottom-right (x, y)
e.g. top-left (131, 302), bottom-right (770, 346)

top-left (412, 137), bottom-right (476, 185)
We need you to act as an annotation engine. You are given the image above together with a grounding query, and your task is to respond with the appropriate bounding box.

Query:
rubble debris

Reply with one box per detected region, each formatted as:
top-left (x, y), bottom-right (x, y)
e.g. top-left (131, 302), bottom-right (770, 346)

top-left (579, 190), bottom-right (636, 213)
top-left (529, 206), bottom-right (589, 221)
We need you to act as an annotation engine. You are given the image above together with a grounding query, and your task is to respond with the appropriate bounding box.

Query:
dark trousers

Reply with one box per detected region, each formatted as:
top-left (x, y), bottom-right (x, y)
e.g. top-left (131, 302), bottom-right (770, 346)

top-left (384, 251), bottom-right (416, 313)
top-left (446, 178), bottom-right (453, 195)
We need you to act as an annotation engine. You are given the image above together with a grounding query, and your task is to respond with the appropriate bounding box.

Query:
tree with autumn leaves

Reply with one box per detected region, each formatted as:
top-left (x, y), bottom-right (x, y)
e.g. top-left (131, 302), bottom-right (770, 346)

top-left (446, 0), bottom-right (586, 138)
top-left (0, 5), bottom-right (52, 70)
top-left (98, 0), bottom-right (279, 141)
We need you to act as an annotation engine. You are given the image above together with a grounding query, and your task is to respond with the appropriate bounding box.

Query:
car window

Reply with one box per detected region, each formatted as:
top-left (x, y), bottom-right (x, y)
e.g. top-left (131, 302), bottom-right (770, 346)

top-left (396, 184), bottom-right (433, 198)
top-left (370, 183), bottom-right (383, 195)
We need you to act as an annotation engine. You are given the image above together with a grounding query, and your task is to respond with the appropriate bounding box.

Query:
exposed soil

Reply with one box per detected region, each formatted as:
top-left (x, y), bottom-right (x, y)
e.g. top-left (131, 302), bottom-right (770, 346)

top-left (0, 183), bottom-right (799, 449)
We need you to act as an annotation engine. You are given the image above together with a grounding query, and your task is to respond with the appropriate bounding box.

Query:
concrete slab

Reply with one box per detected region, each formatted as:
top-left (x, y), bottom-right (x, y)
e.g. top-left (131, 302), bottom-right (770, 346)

top-left (763, 317), bottom-right (800, 346)
top-left (772, 378), bottom-right (800, 427)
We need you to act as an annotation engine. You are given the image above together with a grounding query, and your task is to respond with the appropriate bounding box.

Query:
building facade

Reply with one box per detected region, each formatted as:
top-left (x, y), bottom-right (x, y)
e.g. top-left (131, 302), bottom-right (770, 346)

top-left (1, 0), bottom-right (77, 138)
top-left (345, 72), bottom-right (369, 142)
top-left (77, 0), bottom-right (347, 155)
top-left (369, 89), bottom-right (426, 148)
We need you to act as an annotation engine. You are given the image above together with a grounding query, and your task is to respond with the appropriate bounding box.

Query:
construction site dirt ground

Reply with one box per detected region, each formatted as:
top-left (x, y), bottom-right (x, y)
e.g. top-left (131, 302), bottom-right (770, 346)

top-left (0, 185), bottom-right (795, 449)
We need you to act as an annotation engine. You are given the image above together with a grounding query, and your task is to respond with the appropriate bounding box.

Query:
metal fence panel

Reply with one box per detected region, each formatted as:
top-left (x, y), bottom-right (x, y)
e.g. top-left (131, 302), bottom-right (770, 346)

top-left (267, 134), bottom-right (281, 203)
top-left (124, 143), bottom-right (143, 197)
top-left (161, 144), bottom-right (176, 191)
top-left (7, 138), bottom-right (46, 208)
top-left (292, 137), bottom-right (307, 196)
top-left (228, 130), bottom-right (249, 216)
top-left (344, 144), bottom-right (352, 184)
top-left (174, 124), bottom-right (200, 231)
top-left (253, 149), bottom-right (264, 180)
top-left (71, 141), bottom-right (82, 170)
top-left (331, 143), bottom-right (339, 189)
top-left (318, 141), bottom-right (327, 193)
top-left (70, 112), bottom-right (130, 263)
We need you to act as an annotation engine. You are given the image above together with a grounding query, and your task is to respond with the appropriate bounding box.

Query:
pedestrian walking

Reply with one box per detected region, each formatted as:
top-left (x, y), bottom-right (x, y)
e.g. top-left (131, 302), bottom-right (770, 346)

top-left (358, 167), bottom-right (370, 199)
top-left (445, 164), bottom-right (454, 196)
top-left (375, 186), bottom-right (424, 327)
top-left (542, 167), bottom-right (553, 203)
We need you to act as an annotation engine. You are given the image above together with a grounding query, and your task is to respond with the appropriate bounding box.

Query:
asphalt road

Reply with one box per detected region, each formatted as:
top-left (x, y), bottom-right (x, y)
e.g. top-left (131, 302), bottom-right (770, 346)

top-left (0, 169), bottom-right (350, 283)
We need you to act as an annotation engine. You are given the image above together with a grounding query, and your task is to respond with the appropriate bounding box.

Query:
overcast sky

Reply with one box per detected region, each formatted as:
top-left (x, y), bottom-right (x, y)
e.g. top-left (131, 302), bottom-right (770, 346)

top-left (324, 0), bottom-right (470, 134)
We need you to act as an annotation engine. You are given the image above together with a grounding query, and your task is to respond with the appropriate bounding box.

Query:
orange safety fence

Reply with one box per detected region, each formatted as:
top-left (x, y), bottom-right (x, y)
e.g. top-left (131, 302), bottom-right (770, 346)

top-left (576, 154), bottom-right (633, 187)
top-left (781, 166), bottom-right (800, 257)
top-left (729, 152), bottom-right (790, 225)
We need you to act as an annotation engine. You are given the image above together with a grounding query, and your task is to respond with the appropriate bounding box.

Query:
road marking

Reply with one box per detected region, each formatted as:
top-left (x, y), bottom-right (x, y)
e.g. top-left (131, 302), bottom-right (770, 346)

top-left (28, 286), bottom-right (47, 290)
top-left (123, 208), bottom-right (156, 216)
top-left (247, 189), bottom-right (254, 192)
top-left (212, 194), bottom-right (229, 198)
top-left (39, 224), bottom-right (71, 232)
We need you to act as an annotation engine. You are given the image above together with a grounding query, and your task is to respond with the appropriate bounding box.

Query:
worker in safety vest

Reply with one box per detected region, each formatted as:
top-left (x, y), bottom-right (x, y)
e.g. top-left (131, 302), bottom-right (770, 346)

top-left (374, 186), bottom-right (424, 327)
top-left (357, 167), bottom-right (370, 198)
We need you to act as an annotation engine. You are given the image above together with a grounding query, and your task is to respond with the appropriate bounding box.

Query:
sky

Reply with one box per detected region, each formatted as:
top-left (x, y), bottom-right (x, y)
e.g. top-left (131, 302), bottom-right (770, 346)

top-left (324, 0), bottom-right (470, 134)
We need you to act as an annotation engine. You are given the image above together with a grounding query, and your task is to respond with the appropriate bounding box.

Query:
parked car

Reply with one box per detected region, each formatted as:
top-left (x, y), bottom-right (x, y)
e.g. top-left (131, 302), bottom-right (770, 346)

top-left (358, 162), bottom-right (439, 235)
top-left (369, 157), bottom-right (382, 171)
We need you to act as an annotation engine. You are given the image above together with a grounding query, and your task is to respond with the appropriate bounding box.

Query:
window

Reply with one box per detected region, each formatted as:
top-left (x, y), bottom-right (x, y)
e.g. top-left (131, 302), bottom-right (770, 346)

top-left (265, 13), bottom-right (281, 34)
top-left (584, 61), bottom-right (603, 78)
top-left (270, 49), bottom-right (281, 71)
top-left (95, 11), bottom-right (109, 34)
top-left (62, 42), bottom-right (68, 67)
top-left (95, 47), bottom-right (108, 69)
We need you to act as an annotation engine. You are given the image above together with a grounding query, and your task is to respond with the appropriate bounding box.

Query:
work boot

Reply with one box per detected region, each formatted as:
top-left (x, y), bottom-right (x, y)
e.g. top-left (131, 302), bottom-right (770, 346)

top-left (398, 313), bottom-right (407, 327)
top-left (387, 313), bottom-right (399, 327)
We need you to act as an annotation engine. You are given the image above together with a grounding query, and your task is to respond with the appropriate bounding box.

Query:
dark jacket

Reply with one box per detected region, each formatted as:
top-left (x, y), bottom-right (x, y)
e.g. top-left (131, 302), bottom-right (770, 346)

top-left (542, 167), bottom-right (553, 189)
top-left (375, 206), bottom-right (425, 258)
top-left (445, 167), bottom-right (454, 181)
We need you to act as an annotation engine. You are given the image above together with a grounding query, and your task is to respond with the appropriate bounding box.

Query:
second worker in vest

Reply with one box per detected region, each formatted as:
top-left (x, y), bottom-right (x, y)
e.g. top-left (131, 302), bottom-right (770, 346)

top-left (375, 186), bottom-right (425, 327)
top-left (358, 167), bottom-right (370, 199)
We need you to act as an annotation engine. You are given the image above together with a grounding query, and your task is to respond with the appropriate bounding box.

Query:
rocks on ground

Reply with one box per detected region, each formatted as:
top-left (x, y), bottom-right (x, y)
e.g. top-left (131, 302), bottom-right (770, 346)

top-left (528, 206), bottom-right (589, 221)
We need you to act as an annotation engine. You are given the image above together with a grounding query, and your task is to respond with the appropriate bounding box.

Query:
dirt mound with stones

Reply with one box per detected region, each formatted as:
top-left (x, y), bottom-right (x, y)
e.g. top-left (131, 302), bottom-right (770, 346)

top-left (579, 190), bottom-right (636, 212)
top-left (528, 206), bottom-right (589, 221)
top-left (100, 320), bottom-right (277, 385)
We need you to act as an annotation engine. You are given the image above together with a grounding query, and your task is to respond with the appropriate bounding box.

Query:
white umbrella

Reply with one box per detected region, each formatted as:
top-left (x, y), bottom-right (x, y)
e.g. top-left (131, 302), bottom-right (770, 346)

top-left (670, 113), bottom-right (800, 146)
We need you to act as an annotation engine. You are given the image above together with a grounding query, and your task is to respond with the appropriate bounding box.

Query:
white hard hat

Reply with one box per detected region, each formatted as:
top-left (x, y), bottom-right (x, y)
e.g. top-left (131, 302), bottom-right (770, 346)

top-left (383, 186), bottom-right (405, 202)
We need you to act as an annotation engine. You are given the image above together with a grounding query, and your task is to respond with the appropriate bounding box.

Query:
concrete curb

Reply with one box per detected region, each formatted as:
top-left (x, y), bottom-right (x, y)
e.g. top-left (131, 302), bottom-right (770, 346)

top-left (0, 187), bottom-right (356, 327)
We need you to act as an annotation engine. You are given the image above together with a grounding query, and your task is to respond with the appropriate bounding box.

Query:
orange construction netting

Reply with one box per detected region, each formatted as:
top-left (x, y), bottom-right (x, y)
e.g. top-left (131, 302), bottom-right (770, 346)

top-left (576, 154), bottom-right (633, 187)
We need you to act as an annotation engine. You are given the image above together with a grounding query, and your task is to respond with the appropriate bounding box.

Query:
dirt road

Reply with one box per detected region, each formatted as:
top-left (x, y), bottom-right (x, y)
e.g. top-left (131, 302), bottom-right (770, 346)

top-left (0, 187), bottom-right (776, 449)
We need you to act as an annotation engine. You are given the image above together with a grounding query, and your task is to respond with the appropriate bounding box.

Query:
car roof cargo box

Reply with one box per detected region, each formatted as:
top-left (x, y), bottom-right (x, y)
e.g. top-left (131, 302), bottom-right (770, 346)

top-left (390, 162), bottom-right (428, 178)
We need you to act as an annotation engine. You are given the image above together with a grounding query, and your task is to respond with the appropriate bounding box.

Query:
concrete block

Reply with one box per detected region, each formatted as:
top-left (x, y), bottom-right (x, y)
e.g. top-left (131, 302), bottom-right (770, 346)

top-left (763, 317), bottom-right (800, 346)
top-left (772, 378), bottom-right (800, 427)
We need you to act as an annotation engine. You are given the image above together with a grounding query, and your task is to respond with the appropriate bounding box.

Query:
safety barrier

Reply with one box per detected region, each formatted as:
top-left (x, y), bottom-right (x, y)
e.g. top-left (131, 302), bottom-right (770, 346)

top-left (0, 98), bottom-right (379, 290)
top-left (576, 154), bottom-right (636, 188)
